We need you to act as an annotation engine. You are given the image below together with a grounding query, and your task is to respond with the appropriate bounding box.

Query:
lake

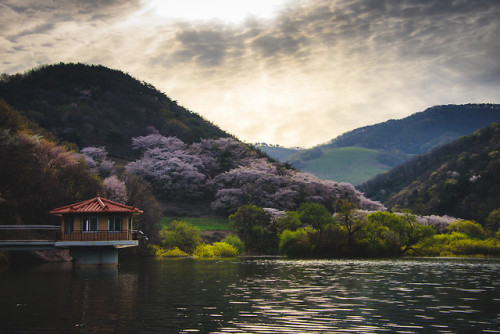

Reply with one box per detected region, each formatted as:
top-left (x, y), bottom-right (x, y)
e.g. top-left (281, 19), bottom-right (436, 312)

top-left (0, 257), bottom-right (499, 333)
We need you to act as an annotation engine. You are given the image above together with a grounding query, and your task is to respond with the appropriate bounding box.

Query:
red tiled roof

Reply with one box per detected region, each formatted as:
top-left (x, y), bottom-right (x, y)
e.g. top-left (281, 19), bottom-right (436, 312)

top-left (49, 197), bottom-right (143, 215)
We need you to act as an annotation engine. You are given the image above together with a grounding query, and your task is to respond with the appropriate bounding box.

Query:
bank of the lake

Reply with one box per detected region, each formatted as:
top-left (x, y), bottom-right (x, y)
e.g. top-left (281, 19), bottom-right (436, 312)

top-left (0, 257), bottom-right (499, 333)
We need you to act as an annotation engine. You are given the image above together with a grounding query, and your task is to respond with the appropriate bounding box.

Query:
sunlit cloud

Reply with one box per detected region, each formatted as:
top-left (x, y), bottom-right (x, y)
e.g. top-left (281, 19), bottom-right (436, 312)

top-left (141, 0), bottom-right (289, 24)
top-left (1, 0), bottom-right (499, 147)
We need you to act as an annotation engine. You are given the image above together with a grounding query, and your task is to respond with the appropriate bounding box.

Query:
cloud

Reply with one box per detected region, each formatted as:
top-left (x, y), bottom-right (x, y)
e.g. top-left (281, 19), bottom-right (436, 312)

top-left (172, 27), bottom-right (237, 67)
top-left (1, 0), bottom-right (499, 147)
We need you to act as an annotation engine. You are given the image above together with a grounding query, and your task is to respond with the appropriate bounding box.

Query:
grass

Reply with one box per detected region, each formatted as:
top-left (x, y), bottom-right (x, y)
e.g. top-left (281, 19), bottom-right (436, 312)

top-left (295, 147), bottom-right (390, 185)
top-left (161, 216), bottom-right (233, 231)
top-left (257, 145), bottom-right (302, 162)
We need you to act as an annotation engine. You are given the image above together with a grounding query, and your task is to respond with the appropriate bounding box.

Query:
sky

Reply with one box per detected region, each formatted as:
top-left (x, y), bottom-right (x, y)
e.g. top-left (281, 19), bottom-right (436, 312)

top-left (1, 0), bottom-right (499, 148)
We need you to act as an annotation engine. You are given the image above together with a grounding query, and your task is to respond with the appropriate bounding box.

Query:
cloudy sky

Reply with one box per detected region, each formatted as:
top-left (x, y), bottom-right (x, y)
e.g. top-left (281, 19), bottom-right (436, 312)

top-left (1, 0), bottom-right (499, 147)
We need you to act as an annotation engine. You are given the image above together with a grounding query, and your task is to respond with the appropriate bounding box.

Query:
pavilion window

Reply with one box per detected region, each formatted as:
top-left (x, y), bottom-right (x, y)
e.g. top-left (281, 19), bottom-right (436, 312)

top-left (108, 216), bottom-right (122, 232)
top-left (82, 217), bottom-right (98, 232)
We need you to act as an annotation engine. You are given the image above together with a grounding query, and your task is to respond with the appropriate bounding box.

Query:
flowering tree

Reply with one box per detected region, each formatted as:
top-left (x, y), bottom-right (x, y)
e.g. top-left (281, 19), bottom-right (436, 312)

top-left (132, 135), bottom-right (186, 152)
top-left (126, 150), bottom-right (206, 199)
top-left (81, 146), bottom-right (114, 177)
top-left (103, 175), bottom-right (128, 203)
top-left (0, 131), bottom-right (101, 225)
top-left (125, 134), bottom-right (385, 213)
top-left (415, 214), bottom-right (457, 233)
top-left (211, 159), bottom-right (385, 214)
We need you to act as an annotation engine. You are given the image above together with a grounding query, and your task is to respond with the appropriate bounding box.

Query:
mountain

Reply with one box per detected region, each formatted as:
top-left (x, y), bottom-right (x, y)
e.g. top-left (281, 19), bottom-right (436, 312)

top-left (0, 63), bottom-right (382, 222)
top-left (359, 122), bottom-right (500, 224)
top-left (0, 63), bottom-right (230, 159)
top-left (254, 144), bottom-right (301, 163)
top-left (262, 104), bottom-right (500, 185)
top-left (326, 104), bottom-right (500, 154)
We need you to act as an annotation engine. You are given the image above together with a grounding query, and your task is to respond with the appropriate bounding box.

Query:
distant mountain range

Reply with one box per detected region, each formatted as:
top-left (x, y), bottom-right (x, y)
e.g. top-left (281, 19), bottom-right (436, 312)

top-left (258, 104), bottom-right (500, 185)
top-left (359, 122), bottom-right (500, 224)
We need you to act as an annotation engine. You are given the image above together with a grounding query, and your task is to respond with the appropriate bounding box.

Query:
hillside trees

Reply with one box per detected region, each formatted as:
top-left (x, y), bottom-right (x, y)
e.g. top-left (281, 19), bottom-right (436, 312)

top-left (0, 63), bottom-right (230, 158)
top-left (366, 211), bottom-right (435, 254)
top-left (81, 146), bottom-right (114, 177)
top-left (335, 199), bottom-right (362, 246)
top-left (486, 208), bottom-right (500, 232)
top-left (297, 202), bottom-right (334, 230)
top-left (361, 122), bottom-right (500, 224)
top-left (0, 130), bottom-right (101, 225)
top-left (229, 205), bottom-right (277, 254)
top-left (122, 173), bottom-right (161, 242)
top-left (277, 208), bottom-right (437, 258)
top-left (446, 220), bottom-right (486, 239)
top-left (103, 175), bottom-right (128, 204)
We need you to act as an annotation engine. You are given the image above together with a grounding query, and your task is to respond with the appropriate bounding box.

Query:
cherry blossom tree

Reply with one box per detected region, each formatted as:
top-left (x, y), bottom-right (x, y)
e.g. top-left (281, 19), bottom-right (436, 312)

top-left (125, 134), bottom-right (385, 213)
top-left (103, 175), bottom-right (128, 203)
top-left (81, 146), bottom-right (114, 177)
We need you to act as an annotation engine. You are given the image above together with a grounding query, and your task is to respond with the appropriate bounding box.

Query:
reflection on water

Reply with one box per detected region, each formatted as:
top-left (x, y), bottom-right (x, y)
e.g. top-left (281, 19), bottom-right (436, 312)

top-left (0, 257), bottom-right (499, 333)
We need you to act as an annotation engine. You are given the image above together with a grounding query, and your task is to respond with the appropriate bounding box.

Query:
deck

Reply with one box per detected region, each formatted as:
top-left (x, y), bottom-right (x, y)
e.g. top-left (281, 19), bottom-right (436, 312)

top-left (0, 225), bottom-right (139, 250)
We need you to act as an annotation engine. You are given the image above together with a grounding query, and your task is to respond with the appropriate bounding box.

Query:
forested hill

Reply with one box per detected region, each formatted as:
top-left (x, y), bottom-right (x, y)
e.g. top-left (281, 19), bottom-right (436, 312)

top-left (359, 122), bottom-right (500, 223)
top-left (262, 104), bottom-right (500, 185)
top-left (325, 104), bottom-right (500, 154)
top-left (0, 63), bottom-right (230, 158)
top-left (0, 63), bottom-right (384, 228)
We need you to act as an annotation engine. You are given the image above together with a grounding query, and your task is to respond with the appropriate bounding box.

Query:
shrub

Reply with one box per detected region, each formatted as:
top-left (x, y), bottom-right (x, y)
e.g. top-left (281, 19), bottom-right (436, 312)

top-left (150, 245), bottom-right (188, 258)
top-left (212, 242), bottom-right (239, 257)
top-left (416, 232), bottom-right (500, 257)
top-left (163, 247), bottom-right (189, 257)
top-left (415, 232), bottom-right (468, 256)
top-left (451, 238), bottom-right (500, 256)
top-left (160, 220), bottom-right (201, 254)
top-left (279, 228), bottom-right (313, 257)
top-left (446, 220), bottom-right (486, 239)
top-left (221, 234), bottom-right (245, 254)
top-left (193, 244), bottom-right (215, 257)
top-left (192, 242), bottom-right (239, 257)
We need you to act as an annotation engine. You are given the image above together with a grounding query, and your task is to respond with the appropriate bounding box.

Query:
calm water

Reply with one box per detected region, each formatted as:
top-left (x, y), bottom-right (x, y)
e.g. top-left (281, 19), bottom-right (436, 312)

top-left (0, 257), bottom-right (499, 333)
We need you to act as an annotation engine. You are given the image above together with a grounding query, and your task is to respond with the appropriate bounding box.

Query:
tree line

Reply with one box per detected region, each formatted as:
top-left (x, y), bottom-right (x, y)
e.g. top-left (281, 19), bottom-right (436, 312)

top-left (228, 202), bottom-right (500, 258)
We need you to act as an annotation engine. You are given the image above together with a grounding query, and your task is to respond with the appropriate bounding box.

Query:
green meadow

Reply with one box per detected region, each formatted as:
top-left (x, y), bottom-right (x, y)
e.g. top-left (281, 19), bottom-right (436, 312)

top-left (297, 147), bottom-right (390, 185)
top-left (161, 216), bottom-right (233, 231)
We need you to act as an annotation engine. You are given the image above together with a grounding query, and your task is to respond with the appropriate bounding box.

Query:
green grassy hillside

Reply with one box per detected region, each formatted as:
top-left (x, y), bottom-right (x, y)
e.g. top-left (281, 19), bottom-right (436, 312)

top-left (255, 145), bottom-right (302, 162)
top-left (161, 217), bottom-right (233, 231)
top-left (291, 147), bottom-right (391, 185)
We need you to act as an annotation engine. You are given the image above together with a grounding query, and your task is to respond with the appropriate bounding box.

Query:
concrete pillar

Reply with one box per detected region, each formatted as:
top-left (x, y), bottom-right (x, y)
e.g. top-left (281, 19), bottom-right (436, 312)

top-left (69, 246), bottom-right (118, 265)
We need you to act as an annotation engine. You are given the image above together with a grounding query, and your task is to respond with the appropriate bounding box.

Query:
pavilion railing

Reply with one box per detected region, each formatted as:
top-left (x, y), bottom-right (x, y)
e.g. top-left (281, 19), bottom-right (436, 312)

top-left (61, 230), bottom-right (136, 241)
top-left (0, 226), bottom-right (139, 242)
